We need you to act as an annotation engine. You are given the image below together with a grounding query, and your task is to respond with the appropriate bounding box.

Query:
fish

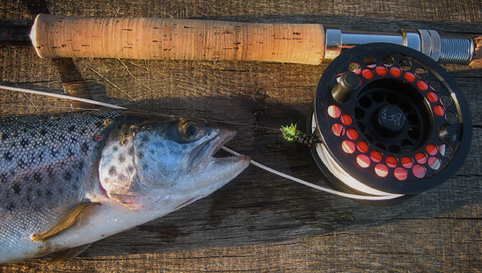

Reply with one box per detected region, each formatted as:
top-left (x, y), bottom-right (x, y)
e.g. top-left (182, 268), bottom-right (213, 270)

top-left (0, 109), bottom-right (250, 264)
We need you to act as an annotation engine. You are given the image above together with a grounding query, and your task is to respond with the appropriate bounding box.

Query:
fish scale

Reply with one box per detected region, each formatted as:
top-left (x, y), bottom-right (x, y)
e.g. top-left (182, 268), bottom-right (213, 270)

top-left (0, 111), bottom-right (122, 260)
top-left (0, 110), bottom-right (249, 263)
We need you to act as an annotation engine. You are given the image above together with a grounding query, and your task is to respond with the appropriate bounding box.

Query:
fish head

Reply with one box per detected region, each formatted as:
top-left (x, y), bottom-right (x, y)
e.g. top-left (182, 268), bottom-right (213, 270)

top-left (98, 116), bottom-right (250, 212)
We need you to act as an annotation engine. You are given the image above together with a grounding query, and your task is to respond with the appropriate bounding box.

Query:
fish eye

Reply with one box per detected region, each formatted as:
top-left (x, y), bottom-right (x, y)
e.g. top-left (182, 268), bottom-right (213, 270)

top-left (178, 120), bottom-right (203, 141)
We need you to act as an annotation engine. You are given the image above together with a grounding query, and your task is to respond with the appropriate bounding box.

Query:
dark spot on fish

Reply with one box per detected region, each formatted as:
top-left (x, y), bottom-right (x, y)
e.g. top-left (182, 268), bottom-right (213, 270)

top-left (142, 164), bottom-right (149, 171)
top-left (95, 121), bottom-right (103, 129)
top-left (0, 172), bottom-right (8, 183)
top-left (12, 183), bottom-right (21, 194)
top-left (38, 151), bottom-right (45, 161)
top-left (112, 146), bottom-right (119, 152)
top-left (20, 138), bottom-right (30, 148)
top-left (21, 173), bottom-right (29, 181)
top-left (109, 166), bottom-right (117, 175)
top-left (59, 161), bottom-right (67, 169)
top-left (81, 142), bottom-right (89, 154)
top-left (6, 202), bottom-right (15, 212)
top-left (77, 160), bottom-right (85, 170)
top-left (58, 133), bottom-right (67, 142)
top-left (119, 155), bottom-right (125, 163)
top-left (47, 166), bottom-right (55, 178)
top-left (40, 129), bottom-right (48, 136)
top-left (17, 159), bottom-right (27, 169)
top-left (51, 147), bottom-right (58, 157)
top-left (142, 134), bottom-right (149, 142)
top-left (3, 151), bottom-right (13, 161)
top-left (45, 189), bottom-right (52, 197)
top-left (63, 171), bottom-right (72, 181)
top-left (36, 190), bottom-right (42, 198)
top-left (138, 152), bottom-right (144, 160)
top-left (69, 125), bottom-right (76, 132)
top-left (34, 172), bottom-right (42, 183)
top-left (128, 147), bottom-right (134, 156)
top-left (128, 165), bottom-right (135, 174)
top-left (1, 133), bottom-right (8, 141)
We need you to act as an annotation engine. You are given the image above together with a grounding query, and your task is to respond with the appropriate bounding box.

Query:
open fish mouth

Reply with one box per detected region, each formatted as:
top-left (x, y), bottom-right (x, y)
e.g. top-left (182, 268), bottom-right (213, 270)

top-left (188, 127), bottom-right (239, 173)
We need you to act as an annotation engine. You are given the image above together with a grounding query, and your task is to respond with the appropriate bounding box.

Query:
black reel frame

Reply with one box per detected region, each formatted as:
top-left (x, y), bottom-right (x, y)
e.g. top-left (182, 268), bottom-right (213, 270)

top-left (311, 43), bottom-right (472, 197)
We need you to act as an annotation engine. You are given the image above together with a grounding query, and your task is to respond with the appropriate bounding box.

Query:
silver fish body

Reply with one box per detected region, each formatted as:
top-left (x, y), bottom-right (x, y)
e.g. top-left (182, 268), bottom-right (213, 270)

top-left (0, 110), bottom-right (249, 263)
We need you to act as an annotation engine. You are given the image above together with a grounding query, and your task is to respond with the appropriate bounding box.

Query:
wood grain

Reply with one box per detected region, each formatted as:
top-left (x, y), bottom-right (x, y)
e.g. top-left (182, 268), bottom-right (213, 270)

top-left (1, 0), bottom-right (481, 272)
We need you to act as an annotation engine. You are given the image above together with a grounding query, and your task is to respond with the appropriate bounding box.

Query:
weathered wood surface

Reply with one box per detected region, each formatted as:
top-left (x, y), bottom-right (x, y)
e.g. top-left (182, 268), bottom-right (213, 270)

top-left (1, 0), bottom-right (481, 272)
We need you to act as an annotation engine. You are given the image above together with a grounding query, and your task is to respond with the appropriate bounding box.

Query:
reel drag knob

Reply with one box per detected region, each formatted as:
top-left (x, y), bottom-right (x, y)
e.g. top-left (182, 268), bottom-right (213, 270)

top-left (311, 43), bottom-right (472, 204)
top-left (331, 71), bottom-right (361, 103)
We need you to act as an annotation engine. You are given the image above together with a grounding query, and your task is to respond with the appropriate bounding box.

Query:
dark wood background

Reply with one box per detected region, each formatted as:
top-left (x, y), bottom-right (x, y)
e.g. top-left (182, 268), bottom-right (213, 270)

top-left (1, 0), bottom-right (481, 272)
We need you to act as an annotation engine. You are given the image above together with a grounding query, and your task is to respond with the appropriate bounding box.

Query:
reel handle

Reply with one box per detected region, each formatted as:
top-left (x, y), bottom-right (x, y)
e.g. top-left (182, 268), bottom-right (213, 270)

top-left (30, 14), bottom-right (325, 65)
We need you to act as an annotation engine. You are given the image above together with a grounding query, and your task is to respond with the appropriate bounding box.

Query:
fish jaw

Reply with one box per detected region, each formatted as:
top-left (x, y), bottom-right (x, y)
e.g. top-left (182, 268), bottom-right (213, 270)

top-left (0, 112), bottom-right (251, 264)
top-left (37, 154), bottom-right (250, 258)
top-left (98, 117), bottom-right (250, 212)
top-left (32, 123), bottom-right (251, 259)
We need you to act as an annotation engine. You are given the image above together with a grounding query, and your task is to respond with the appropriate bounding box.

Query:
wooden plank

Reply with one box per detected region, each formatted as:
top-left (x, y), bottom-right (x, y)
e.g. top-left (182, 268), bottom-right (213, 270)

top-left (1, 0), bottom-right (481, 271)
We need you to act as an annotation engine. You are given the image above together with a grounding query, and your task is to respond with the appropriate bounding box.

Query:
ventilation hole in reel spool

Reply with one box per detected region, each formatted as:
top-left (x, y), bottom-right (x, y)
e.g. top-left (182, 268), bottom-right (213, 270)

top-left (382, 55), bottom-right (395, 66)
top-left (372, 91), bottom-right (384, 103)
top-left (401, 139), bottom-right (414, 152)
top-left (408, 128), bottom-right (420, 139)
top-left (399, 59), bottom-right (412, 70)
top-left (357, 121), bottom-right (366, 133)
top-left (415, 67), bottom-right (428, 78)
top-left (312, 43), bottom-right (471, 201)
top-left (399, 101), bottom-right (411, 112)
top-left (359, 96), bottom-right (372, 108)
top-left (375, 143), bottom-right (387, 150)
top-left (445, 111), bottom-right (459, 124)
top-left (386, 93), bottom-right (398, 104)
top-left (389, 145), bottom-right (402, 153)
top-left (407, 114), bottom-right (419, 125)
top-left (355, 107), bottom-right (365, 119)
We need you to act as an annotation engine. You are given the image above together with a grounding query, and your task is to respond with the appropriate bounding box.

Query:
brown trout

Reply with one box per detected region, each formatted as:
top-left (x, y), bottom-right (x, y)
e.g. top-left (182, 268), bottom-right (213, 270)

top-left (0, 110), bottom-right (250, 263)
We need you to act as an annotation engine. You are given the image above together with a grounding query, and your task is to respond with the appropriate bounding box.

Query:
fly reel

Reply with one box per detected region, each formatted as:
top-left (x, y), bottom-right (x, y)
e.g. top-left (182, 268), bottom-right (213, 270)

top-left (311, 43), bottom-right (472, 203)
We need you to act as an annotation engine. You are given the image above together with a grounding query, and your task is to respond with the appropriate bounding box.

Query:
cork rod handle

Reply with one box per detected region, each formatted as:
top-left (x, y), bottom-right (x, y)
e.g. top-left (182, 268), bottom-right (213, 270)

top-left (30, 14), bottom-right (326, 65)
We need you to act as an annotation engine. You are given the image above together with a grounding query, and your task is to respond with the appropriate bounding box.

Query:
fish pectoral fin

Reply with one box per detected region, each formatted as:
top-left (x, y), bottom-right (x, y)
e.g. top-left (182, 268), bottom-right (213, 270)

top-left (31, 202), bottom-right (100, 242)
top-left (48, 243), bottom-right (92, 264)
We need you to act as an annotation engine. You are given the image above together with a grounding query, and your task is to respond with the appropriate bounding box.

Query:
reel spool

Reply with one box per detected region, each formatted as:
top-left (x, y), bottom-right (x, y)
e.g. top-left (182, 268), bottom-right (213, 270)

top-left (311, 43), bottom-right (472, 203)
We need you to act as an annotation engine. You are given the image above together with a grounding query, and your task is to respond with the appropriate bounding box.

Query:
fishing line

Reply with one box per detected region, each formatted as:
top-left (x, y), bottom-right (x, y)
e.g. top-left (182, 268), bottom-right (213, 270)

top-left (2, 42), bottom-right (472, 205)
top-left (0, 84), bottom-right (127, 110)
top-left (309, 43), bottom-right (471, 203)
top-left (0, 84), bottom-right (281, 133)
top-left (1, 82), bottom-right (400, 201)
top-left (221, 146), bottom-right (403, 201)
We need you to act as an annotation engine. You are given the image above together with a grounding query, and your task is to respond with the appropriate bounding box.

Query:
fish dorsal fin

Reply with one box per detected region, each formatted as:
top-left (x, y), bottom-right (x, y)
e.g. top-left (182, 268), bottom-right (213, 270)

top-left (31, 202), bottom-right (100, 242)
top-left (48, 243), bottom-right (92, 264)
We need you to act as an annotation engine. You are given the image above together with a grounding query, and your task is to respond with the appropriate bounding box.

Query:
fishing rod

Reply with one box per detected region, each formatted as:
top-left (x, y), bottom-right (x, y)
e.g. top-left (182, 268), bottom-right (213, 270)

top-left (1, 14), bottom-right (476, 205)
top-left (1, 14), bottom-right (481, 67)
